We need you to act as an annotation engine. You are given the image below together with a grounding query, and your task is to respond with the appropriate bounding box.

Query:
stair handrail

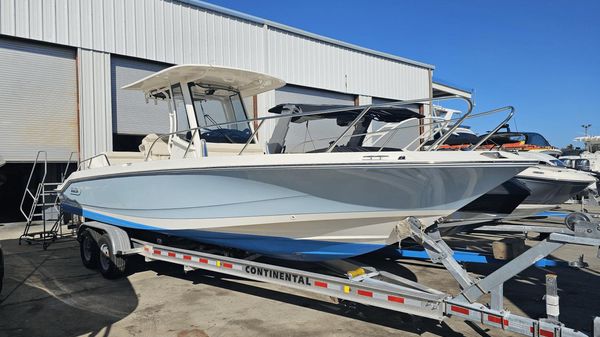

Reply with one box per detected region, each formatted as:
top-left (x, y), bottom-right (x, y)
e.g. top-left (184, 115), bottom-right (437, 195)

top-left (20, 151), bottom-right (48, 220)
top-left (62, 151), bottom-right (78, 180)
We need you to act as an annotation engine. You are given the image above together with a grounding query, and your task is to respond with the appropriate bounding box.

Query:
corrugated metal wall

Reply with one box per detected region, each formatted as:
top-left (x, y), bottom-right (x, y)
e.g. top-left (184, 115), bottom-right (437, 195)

top-left (0, 0), bottom-right (429, 100)
top-left (79, 49), bottom-right (112, 160)
top-left (0, 0), bottom-right (431, 159)
top-left (267, 28), bottom-right (429, 100)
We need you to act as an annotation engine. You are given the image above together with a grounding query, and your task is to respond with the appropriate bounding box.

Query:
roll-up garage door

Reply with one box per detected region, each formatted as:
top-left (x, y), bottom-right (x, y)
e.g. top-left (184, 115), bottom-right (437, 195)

top-left (367, 97), bottom-right (421, 150)
top-left (274, 85), bottom-right (355, 152)
top-left (0, 38), bottom-right (77, 162)
top-left (111, 56), bottom-right (172, 135)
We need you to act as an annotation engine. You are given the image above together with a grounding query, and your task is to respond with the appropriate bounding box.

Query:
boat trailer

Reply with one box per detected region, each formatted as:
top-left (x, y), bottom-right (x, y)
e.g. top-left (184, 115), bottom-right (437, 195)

top-left (76, 214), bottom-right (600, 337)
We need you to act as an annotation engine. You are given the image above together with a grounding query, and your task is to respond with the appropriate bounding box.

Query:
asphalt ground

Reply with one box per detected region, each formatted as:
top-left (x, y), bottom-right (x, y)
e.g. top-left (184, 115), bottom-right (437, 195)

top-left (0, 207), bottom-right (598, 337)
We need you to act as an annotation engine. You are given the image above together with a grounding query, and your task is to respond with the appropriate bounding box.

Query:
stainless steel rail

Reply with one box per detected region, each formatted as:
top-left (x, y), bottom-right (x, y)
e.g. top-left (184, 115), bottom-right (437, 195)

top-left (374, 117), bottom-right (421, 151)
top-left (468, 106), bottom-right (515, 150)
top-left (408, 106), bottom-right (516, 151)
top-left (79, 153), bottom-right (111, 170)
top-left (427, 99), bottom-right (474, 151)
top-left (142, 95), bottom-right (473, 159)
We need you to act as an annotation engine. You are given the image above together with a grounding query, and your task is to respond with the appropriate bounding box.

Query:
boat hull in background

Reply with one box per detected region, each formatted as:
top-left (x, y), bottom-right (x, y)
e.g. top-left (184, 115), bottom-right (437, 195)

top-left (439, 166), bottom-right (598, 234)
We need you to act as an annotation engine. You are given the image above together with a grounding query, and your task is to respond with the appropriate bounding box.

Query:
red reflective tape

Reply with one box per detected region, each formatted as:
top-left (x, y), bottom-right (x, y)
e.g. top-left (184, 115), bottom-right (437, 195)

top-left (183, 255), bottom-right (192, 260)
top-left (357, 289), bottom-right (373, 297)
top-left (167, 252), bottom-right (176, 257)
top-left (504, 319), bottom-right (509, 326)
top-left (153, 249), bottom-right (161, 255)
top-left (222, 262), bottom-right (233, 269)
top-left (199, 258), bottom-right (208, 264)
top-left (387, 295), bottom-right (405, 303)
top-left (450, 305), bottom-right (470, 315)
top-left (530, 327), bottom-right (534, 333)
top-left (314, 281), bottom-right (328, 288)
top-left (487, 315), bottom-right (502, 324)
top-left (540, 329), bottom-right (554, 337)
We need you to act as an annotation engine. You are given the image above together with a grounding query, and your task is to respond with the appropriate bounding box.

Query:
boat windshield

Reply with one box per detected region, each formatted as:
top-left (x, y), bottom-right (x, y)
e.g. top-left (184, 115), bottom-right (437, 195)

top-left (189, 84), bottom-right (252, 143)
top-left (588, 143), bottom-right (600, 153)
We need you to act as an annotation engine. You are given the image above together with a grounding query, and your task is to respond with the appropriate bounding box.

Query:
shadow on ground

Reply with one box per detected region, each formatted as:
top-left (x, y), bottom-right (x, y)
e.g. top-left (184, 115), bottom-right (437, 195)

top-left (441, 232), bottom-right (600, 333)
top-left (1, 228), bottom-right (598, 337)
top-left (0, 238), bottom-right (138, 337)
top-left (134, 256), bottom-right (470, 337)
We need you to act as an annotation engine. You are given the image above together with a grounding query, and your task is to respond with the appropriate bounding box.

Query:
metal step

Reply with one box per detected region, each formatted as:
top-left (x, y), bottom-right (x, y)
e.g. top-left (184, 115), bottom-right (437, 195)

top-left (19, 150), bottom-right (77, 250)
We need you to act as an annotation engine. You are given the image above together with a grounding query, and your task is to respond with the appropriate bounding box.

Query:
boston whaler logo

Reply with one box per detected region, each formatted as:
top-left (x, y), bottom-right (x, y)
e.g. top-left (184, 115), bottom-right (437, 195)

top-left (245, 265), bottom-right (312, 286)
top-left (70, 187), bottom-right (81, 195)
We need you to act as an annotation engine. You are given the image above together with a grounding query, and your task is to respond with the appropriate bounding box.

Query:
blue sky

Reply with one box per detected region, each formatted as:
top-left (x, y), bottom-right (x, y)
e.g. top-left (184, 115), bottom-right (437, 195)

top-left (204, 0), bottom-right (599, 148)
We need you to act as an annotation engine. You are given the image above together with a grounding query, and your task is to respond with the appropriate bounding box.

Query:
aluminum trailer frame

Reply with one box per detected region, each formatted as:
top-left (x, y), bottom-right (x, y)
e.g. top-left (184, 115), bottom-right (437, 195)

top-left (77, 216), bottom-right (600, 337)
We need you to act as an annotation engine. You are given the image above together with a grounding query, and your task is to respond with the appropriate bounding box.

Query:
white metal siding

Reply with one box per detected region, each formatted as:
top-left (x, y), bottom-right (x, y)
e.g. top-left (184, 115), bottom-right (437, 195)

top-left (111, 56), bottom-right (171, 135)
top-left (0, 37), bottom-right (78, 162)
top-left (267, 28), bottom-right (429, 100)
top-left (79, 49), bottom-right (113, 160)
top-left (0, 0), bottom-right (429, 100)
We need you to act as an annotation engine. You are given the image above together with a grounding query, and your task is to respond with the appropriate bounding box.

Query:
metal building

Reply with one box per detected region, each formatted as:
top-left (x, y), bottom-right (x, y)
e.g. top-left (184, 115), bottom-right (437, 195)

top-left (0, 0), bottom-right (467, 220)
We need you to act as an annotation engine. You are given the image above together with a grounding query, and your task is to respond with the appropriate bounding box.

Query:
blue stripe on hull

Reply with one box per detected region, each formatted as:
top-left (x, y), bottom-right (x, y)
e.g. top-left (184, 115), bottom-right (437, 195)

top-left (64, 204), bottom-right (386, 261)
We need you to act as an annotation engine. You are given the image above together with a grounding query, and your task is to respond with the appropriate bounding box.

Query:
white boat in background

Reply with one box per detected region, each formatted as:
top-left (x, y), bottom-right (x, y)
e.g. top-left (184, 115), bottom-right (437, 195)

top-left (565, 136), bottom-right (600, 173)
top-left (0, 156), bottom-right (5, 168)
top-left (58, 65), bottom-right (536, 261)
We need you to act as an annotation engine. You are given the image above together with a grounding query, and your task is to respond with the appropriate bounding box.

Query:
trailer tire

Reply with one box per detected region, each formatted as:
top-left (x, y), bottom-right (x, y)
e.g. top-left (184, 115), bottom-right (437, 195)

top-left (97, 234), bottom-right (127, 279)
top-left (80, 230), bottom-right (99, 269)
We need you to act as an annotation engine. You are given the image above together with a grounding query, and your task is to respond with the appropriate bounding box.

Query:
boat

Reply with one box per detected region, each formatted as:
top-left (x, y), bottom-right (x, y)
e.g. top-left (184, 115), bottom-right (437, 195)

top-left (567, 135), bottom-right (600, 173)
top-left (58, 65), bottom-right (537, 261)
top-left (422, 120), bottom-right (597, 225)
top-left (273, 104), bottom-right (597, 227)
top-left (444, 152), bottom-right (597, 228)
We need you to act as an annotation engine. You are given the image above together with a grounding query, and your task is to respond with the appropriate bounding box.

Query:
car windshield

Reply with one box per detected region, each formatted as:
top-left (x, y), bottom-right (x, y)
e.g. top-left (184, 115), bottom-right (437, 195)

top-left (189, 84), bottom-right (252, 144)
top-left (523, 133), bottom-right (551, 147)
top-left (575, 159), bottom-right (591, 171)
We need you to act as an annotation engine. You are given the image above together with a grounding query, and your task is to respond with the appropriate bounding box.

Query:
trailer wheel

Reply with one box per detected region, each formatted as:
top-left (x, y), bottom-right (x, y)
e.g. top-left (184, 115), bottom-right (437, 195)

top-left (97, 234), bottom-right (127, 279)
top-left (80, 230), bottom-right (99, 269)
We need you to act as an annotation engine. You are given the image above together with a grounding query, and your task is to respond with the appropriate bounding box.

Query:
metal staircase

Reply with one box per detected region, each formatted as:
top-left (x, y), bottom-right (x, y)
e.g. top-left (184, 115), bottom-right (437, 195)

top-left (19, 151), bottom-right (77, 249)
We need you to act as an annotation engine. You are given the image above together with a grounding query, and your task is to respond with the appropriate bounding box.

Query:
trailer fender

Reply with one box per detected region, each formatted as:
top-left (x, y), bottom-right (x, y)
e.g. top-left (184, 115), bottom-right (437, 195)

top-left (78, 221), bottom-right (133, 256)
